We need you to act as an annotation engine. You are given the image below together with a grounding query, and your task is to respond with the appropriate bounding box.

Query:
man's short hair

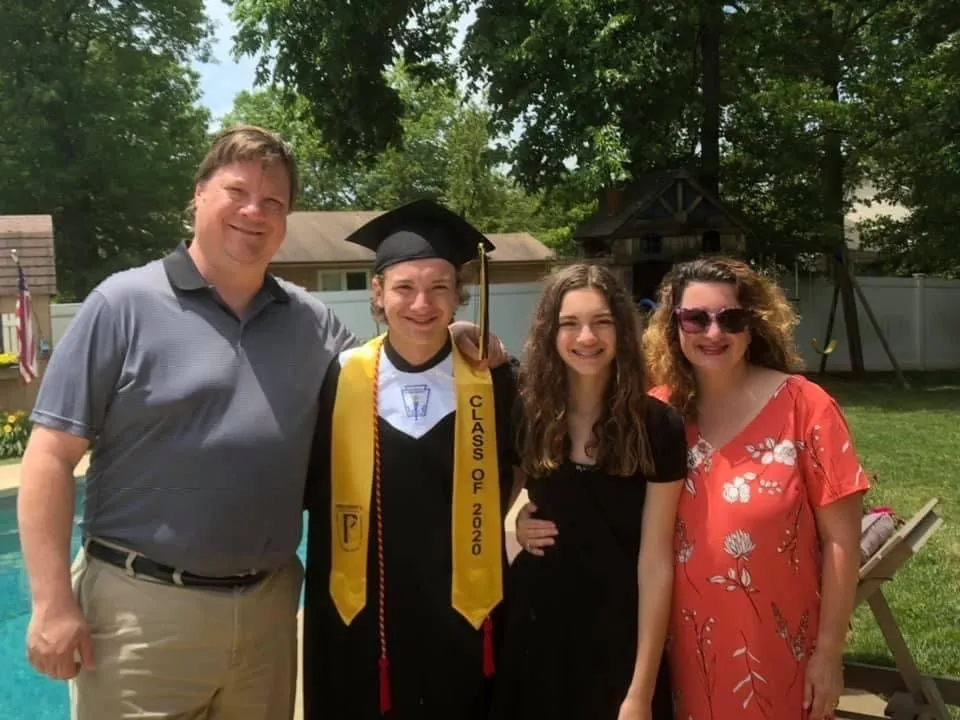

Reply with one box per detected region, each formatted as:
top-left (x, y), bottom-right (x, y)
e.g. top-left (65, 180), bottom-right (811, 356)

top-left (189, 125), bottom-right (300, 214)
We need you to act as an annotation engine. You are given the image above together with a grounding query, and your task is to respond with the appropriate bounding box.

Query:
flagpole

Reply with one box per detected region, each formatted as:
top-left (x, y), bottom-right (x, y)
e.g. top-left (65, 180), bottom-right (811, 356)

top-left (11, 249), bottom-right (39, 384)
top-left (10, 250), bottom-right (22, 386)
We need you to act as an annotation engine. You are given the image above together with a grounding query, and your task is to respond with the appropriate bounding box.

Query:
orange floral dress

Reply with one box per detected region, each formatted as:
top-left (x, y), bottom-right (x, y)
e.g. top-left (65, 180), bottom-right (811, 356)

top-left (649, 375), bottom-right (869, 720)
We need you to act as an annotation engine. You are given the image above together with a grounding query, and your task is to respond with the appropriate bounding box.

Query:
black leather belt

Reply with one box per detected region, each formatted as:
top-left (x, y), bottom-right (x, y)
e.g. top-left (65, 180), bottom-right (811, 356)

top-left (84, 539), bottom-right (267, 590)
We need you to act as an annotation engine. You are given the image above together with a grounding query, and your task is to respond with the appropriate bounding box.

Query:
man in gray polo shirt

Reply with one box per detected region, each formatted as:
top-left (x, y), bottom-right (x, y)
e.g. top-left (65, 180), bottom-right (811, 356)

top-left (17, 124), bottom-right (504, 720)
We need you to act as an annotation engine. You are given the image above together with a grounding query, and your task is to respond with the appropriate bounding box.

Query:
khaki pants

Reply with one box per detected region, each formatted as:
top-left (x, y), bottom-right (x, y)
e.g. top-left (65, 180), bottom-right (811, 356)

top-left (68, 544), bottom-right (303, 720)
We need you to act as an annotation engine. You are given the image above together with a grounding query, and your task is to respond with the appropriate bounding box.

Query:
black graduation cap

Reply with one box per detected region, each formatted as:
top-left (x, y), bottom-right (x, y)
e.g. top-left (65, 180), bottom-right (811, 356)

top-left (344, 199), bottom-right (494, 273)
top-left (343, 198), bottom-right (496, 358)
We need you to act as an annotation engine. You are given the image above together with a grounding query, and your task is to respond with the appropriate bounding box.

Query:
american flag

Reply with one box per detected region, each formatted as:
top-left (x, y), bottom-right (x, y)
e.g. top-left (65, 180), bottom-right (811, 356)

top-left (16, 261), bottom-right (38, 383)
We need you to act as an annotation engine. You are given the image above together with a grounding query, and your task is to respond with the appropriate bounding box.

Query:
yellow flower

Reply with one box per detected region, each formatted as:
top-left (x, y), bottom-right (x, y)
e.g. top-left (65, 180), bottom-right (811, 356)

top-left (3, 425), bottom-right (11, 434)
top-left (6, 414), bottom-right (15, 424)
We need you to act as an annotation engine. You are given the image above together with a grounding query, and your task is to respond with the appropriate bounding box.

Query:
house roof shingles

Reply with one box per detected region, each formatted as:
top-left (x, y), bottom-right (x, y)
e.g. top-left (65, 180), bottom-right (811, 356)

top-left (272, 210), bottom-right (553, 266)
top-left (0, 215), bottom-right (57, 296)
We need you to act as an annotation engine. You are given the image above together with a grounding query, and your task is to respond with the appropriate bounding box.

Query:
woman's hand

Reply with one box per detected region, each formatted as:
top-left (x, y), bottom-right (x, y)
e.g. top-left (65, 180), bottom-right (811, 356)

top-left (804, 646), bottom-right (843, 719)
top-left (514, 502), bottom-right (558, 556)
top-left (616, 693), bottom-right (653, 720)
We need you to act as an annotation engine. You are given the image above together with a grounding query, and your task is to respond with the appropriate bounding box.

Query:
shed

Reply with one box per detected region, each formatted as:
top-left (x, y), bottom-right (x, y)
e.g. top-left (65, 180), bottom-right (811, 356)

top-left (573, 169), bottom-right (747, 302)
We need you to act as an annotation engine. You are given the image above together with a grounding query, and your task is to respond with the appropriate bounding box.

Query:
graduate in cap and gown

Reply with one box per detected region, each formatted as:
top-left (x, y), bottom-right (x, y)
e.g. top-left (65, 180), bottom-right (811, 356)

top-left (302, 199), bottom-right (523, 720)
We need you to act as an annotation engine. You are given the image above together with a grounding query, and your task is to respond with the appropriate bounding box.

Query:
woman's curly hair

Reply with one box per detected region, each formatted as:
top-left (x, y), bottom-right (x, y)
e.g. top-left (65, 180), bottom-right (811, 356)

top-left (643, 256), bottom-right (803, 420)
top-left (518, 262), bottom-right (655, 479)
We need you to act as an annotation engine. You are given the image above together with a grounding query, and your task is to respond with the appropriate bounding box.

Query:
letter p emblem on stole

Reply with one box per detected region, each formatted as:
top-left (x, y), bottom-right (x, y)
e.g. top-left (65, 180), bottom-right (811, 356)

top-left (335, 505), bottom-right (363, 551)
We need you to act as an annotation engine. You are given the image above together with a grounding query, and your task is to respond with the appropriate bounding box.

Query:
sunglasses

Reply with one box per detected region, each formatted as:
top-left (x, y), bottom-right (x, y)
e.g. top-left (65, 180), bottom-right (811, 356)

top-left (675, 307), bottom-right (752, 334)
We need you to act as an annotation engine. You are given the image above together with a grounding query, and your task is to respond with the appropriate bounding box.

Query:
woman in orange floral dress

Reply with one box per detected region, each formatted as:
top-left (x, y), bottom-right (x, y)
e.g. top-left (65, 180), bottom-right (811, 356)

top-left (517, 256), bottom-right (868, 720)
top-left (641, 257), bottom-right (868, 720)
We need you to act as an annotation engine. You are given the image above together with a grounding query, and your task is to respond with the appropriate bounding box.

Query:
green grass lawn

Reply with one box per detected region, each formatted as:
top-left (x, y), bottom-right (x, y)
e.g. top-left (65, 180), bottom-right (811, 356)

top-left (812, 371), bottom-right (960, 707)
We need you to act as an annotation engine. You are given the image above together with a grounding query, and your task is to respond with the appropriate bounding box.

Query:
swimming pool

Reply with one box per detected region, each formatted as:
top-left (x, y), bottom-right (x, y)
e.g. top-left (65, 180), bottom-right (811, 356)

top-left (0, 488), bottom-right (309, 718)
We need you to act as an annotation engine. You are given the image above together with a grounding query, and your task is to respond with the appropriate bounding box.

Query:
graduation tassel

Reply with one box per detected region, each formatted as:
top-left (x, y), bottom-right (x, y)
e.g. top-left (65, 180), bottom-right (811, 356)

top-left (482, 616), bottom-right (495, 677)
top-left (378, 655), bottom-right (392, 714)
top-left (372, 351), bottom-right (392, 715)
top-left (477, 241), bottom-right (490, 361)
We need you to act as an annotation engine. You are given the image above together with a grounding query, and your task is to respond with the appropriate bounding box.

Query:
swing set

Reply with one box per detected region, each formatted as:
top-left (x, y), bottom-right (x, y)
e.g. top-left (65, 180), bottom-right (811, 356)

top-left (767, 248), bottom-right (908, 389)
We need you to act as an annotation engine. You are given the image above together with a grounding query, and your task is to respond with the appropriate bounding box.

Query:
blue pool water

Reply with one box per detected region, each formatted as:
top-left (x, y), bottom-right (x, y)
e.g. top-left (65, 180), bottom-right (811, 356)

top-left (0, 488), bottom-right (309, 719)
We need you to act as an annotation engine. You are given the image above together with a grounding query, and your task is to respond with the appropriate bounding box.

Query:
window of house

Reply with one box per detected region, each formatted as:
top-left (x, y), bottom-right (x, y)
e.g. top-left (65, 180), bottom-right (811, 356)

top-left (318, 272), bottom-right (342, 292)
top-left (318, 272), bottom-right (344, 292)
top-left (642, 233), bottom-right (663, 254)
top-left (701, 230), bottom-right (721, 253)
top-left (345, 271), bottom-right (368, 290)
top-left (317, 270), bottom-right (370, 292)
top-left (0, 313), bottom-right (16, 353)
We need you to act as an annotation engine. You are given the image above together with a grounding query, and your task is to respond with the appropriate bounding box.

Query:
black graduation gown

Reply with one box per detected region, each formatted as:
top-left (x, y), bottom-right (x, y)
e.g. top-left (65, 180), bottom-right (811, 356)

top-left (489, 397), bottom-right (687, 720)
top-left (303, 340), bottom-right (518, 720)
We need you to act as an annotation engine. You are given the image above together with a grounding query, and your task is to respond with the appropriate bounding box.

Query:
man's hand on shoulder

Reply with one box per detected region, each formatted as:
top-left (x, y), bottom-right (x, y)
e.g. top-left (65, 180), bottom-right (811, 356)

top-left (450, 321), bottom-right (508, 369)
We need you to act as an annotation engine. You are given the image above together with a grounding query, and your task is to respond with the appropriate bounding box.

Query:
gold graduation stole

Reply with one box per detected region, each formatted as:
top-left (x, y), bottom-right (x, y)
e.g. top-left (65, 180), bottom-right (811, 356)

top-left (329, 333), bottom-right (503, 633)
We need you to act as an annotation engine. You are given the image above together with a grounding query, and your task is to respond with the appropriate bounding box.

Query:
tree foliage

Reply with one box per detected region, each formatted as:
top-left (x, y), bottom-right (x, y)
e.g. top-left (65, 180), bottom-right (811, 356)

top-left (717, 2), bottom-right (942, 262)
top-left (855, 4), bottom-right (960, 276)
top-left (221, 87), bottom-right (368, 210)
top-left (0, 0), bottom-right (214, 299)
top-left (228, 0), bottom-right (470, 164)
top-left (228, 0), bottom-right (960, 275)
top-left (5, 0), bottom-right (958, 298)
top-left (463, 2), bottom-right (704, 191)
top-left (221, 67), bottom-right (576, 254)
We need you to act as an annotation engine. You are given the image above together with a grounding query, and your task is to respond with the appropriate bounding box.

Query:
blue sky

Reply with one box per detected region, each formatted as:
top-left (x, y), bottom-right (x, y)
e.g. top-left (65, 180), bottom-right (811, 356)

top-left (195, 0), bottom-right (258, 124)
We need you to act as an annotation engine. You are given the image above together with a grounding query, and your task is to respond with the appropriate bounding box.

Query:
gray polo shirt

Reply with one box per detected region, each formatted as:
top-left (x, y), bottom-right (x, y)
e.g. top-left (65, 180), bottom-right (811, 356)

top-left (31, 243), bottom-right (359, 576)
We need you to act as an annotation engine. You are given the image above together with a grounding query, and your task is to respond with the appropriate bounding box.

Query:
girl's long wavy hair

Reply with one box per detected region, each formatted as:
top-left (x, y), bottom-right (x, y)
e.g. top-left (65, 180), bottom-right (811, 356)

top-left (518, 262), bottom-right (655, 479)
top-left (643, 256), bottom-right (803, 420)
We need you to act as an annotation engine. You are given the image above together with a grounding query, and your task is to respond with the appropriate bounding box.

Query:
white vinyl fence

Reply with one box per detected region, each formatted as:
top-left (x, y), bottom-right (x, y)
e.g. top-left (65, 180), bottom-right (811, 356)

top-left (50, 282), bottom-right (545, 359)
top-left (49, 275), bottom-right (960, 371)
top-left (788, 274), bottom-right (960, 372)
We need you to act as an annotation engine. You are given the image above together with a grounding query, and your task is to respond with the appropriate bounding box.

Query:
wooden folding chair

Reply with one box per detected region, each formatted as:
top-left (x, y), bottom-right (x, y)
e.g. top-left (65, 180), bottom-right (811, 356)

top-left (841, 498), bottom-right (953, 720)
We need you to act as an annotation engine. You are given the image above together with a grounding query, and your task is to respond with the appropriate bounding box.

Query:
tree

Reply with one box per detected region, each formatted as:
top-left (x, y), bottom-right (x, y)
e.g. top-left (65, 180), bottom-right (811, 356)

top-left (0, 1), bottom-right (213, 299)
top-left (855, 3), bottom-right (960, 276)
top-left (221, 87), bottom-right (368, 210)
top-left (228, 0), bottom-right (709, 192)
top-left (229, 0), bottom-right (960, 258)
top-left (228, 0), bottom-right (468, 164)
top-left (220, 66), bottom-right (572, 252)
top-left (717, 0), bottom-right (960, 371)
top-left (358, 69), bottom-right (460, 209)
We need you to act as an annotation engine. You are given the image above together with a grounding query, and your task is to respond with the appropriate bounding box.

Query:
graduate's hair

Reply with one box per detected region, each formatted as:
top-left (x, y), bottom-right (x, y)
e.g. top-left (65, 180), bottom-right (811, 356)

top-left (518, 262), bottom-right (655, 478)
top-left (643, 255), bottom-right (802, 420)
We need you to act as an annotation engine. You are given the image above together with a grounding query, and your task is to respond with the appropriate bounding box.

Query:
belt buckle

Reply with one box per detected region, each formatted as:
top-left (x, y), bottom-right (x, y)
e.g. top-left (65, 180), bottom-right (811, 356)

top-left (124, 551), bottom-right (137, 577)
top-left (86, 538), bottom-right (140, 578)
top-left (229, 569), bottom-right (262, 585)
top-left (182, 568), bottom-right (260, 589)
